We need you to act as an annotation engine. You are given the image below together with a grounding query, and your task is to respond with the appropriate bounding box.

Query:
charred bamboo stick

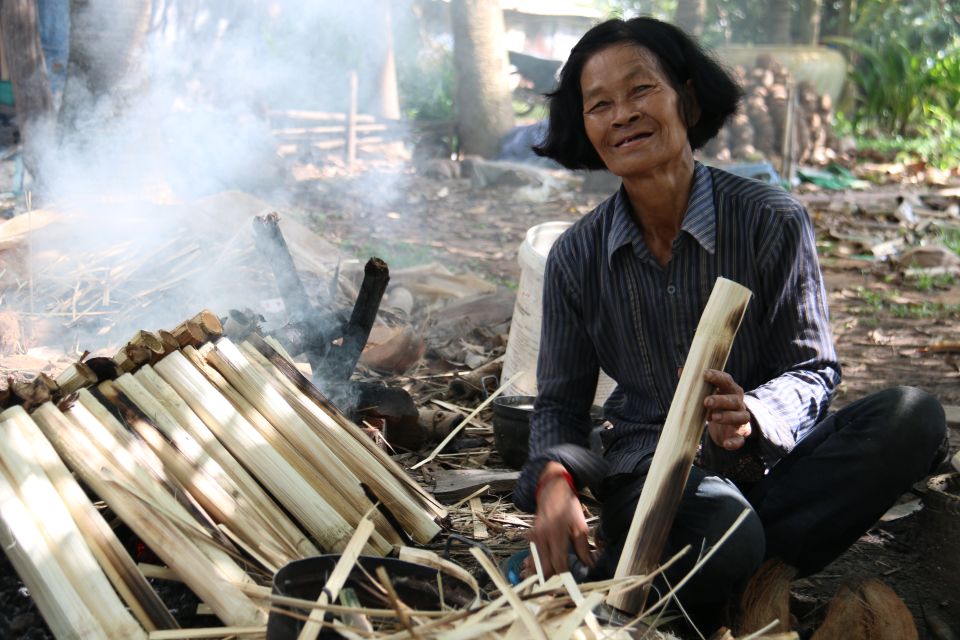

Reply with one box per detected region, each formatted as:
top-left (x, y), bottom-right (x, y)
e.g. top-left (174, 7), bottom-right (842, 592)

top-left (252, 213), bottom-right (312, 324)
top-left (0, 407), bottom-right (146, 639)
top-left (325, 257), bottom-right (390, 381)
top-left (607, 277), bottom-right (752, 614)
top-left (153, 350), bottom-right (354, 552)
top-left (156, 330), bottom-right (181, 356)
top-left (239, 340), bottom-right (441, 543)
top-left (9, 373), bottom-right (58, 411)
top-left (114, 343), bottom-right (154, 373)
top-left (2, 405), bottom-right (176, 631)
top-left (86, 356), bottom-right (122, 382)
top-left (201, 339), bottom-right (399, 552)
top-left (251, 333), bottom-right (447, 520)
top-left (128, 330), bottom-right (166, 363)
top-left (99, 379), bottom-right (292, 570)
top-left (133, 366), bottom-right (315, 558)
top-left (55, 362), bottom-right (99, 397)
top-left (0, 460), bottom-right (108, 640)
top-left (30, 404), bottom-right (267, 628)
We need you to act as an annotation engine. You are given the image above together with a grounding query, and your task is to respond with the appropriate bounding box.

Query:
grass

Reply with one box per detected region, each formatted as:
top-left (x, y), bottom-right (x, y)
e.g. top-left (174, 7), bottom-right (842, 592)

top-left (851, 286), bottom-right (960, 319)
top-left (938, 227), bottom-right (960, 255)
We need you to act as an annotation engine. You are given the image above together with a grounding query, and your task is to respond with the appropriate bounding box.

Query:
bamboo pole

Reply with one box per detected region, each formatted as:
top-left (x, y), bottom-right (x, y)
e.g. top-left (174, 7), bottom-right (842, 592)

top-left (30, 404), bottom-right (267, 628)
top-left (133, 365), bottom-right (315, 558)
top-left (1, 405), bottom-right (176, 631)
top-left (0, 459), bottom-right (108, 640)
top-left (55, 362), bottom-right (98, 396)
top-left (100, 378), bottom-right (292, 570)
top-left (0, 407), bottom-right (145, 639)
top-left (240, 340), bottom-right (442, 543)
top-left (250, 333), bottom-right (447, 520)
top-left (202, 339), bottom-right (399, 551)
top-left (153, 350), bottom-right (354, 552)
top-left (607, 277), bottom-right (752, 614)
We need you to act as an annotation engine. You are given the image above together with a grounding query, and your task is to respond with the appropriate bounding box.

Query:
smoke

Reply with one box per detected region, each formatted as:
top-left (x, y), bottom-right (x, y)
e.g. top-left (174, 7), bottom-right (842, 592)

top-left (21, 0), bottom-right (418, 353)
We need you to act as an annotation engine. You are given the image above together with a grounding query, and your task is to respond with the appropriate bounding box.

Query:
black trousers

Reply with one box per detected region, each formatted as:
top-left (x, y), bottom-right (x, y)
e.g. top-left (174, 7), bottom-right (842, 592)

top-left (592, 386), bottom-right (947, 620)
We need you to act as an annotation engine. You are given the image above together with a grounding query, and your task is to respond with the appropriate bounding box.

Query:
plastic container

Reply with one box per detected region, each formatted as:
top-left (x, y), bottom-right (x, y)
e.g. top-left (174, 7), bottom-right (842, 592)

top-left (502, 221), bottom-right (616, 405)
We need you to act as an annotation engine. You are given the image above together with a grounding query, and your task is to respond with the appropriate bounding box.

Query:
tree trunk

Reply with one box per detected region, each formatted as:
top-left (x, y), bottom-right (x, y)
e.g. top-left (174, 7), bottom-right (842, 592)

top-left (0, 0), bottom-right (55, 184)
top-left (374, 0), bottom-right (400, 120)
top-left (450, 0), bottom-right (513, 158)
top-left (674, 0), bottom-right (706, 38)
top-left (796, 0), bottom-right (823, 44)
top-left (837, 0), bottom-right (855, 38)
top-left (766, 0), bottom-right (793, 45)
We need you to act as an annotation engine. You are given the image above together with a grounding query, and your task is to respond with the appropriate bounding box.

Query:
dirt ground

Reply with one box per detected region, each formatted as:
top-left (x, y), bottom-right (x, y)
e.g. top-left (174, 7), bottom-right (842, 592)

top-left (293, 159), bottom-right (960, 638)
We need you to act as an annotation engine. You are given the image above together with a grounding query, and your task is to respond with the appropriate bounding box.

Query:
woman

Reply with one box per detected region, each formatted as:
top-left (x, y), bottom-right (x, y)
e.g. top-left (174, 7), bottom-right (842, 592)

top-left (514, 16), bottom-right (947, 631)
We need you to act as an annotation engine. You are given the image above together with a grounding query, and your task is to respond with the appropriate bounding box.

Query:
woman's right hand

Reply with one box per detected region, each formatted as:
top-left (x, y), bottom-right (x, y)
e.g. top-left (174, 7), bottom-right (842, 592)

top-left (527, 461), bottom-right (594, 578)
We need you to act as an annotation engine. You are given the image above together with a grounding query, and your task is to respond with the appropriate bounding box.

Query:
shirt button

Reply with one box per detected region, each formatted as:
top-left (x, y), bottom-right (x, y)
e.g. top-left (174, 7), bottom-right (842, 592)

top-left (667, 285), bottom-right (677, 295)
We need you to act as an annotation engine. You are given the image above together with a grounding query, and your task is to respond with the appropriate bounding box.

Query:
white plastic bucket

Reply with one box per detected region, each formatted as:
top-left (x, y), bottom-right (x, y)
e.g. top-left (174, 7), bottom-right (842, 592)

top-left (502, 221), bottom-right (616, 406)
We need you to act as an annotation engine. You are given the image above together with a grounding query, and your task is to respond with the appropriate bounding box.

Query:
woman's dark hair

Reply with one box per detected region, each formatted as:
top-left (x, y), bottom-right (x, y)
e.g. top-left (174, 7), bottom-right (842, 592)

top-left (534, 17), bottom-right (742, 170)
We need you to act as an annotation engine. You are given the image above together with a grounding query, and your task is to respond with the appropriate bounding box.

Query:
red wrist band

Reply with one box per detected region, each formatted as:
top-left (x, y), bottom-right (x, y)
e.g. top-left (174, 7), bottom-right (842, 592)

top-left (535, 467), bottom-right (576, 502)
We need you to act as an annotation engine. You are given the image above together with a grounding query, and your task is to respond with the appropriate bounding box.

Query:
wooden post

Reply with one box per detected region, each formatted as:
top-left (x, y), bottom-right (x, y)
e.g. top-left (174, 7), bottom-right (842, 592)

top-left (346, 70), bottom-right (358, 167)
top-left (607, 277), bottom-right (752, 614)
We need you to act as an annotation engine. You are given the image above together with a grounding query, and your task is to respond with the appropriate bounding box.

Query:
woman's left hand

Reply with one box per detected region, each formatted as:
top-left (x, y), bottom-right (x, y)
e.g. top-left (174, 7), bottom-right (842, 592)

top-left (703, 369), bottom-right (753, 451)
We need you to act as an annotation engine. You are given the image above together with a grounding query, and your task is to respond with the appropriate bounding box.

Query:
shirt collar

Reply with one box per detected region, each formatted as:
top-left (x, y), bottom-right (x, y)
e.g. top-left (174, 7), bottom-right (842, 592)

top-left (606, 161), bottom-right (716, 267)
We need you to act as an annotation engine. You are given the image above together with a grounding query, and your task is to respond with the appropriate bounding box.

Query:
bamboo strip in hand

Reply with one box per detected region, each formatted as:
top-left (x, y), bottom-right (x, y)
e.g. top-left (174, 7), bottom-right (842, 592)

top-left (133, 365), bottom-right (315, 558)
top-left (0, 459), bottom-right (109, 640)
top-left (99, 378), bottom-right (291, 570)
top-left (607, 277), bottom-right (752, 614)
top-left (0, 407), bottom-right (145, 639)
top-left (153, 350), bottom-right (354, 552)
top-left (202, 339), bottom-right (399, 552)
top-left (30, 403), bottom-right (266, 628)
top-left (250, 333), bottom-right (447, 520)
top-left (1, 405), bottom-right (176, 631)
top-left (240, 340), bottom-right (442, 543)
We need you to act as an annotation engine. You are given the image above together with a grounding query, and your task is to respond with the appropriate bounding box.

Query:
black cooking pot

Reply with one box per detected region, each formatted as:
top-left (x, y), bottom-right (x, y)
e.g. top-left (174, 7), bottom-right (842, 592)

top-left (267, 555), bottom-right (477, 639)
top-left (492, 396), bottom-right (607, 469)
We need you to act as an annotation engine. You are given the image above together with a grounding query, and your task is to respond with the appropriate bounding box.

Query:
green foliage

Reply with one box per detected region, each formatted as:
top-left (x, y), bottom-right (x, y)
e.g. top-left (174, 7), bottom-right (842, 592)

top-left (397, 46), bottom-right (455, 122)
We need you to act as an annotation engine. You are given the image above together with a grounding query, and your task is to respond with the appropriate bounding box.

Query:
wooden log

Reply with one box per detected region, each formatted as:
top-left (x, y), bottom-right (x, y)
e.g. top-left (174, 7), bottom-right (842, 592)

top-left (2, 405), bottom-right (176, 631)
top-left (196, 341), bottom-right (397, 553)
top-left (0, 407), bottom-right (146, 639)
top-left (0, 459), bottom-right (107, 640)
top-left (55, 362), bottom-right (99, 396)
top-left (30, 403), bottom-right (267, 628)
top-left (153, 350), bottom-right (355, 552)
top-left (448, 359), bottom-right (503, 400)
top-left (607, 277), bottom-right (752, 614)
top-left (248, 333), bottom-right (447, 520)
top-left (133, 365), bottom-right (316, 558)
top-left (237, 339), bottom-right (441, 543)
top-left (99, 378), bottom-right (293, 570)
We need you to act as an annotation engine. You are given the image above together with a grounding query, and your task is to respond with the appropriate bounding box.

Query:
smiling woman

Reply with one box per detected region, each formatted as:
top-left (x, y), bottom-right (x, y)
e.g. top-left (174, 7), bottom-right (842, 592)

top-left (512, 15), bottom-right (947, 637)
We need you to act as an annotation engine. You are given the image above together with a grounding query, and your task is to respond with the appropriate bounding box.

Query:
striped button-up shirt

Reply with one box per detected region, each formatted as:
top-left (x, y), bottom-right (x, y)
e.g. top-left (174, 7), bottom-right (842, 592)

top-left (514, 162), bottom-right (840, 512)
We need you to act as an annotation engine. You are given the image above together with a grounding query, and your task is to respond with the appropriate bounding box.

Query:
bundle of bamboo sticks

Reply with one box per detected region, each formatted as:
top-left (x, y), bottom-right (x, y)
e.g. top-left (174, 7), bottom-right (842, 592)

top-left (0, 309), bottom-right (447, 637)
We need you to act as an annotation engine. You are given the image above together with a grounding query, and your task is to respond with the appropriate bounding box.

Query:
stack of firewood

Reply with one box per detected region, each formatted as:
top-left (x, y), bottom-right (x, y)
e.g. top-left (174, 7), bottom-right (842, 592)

top-left (0, 309), bottom-right (447, 637)
top-left (702, 54), bottom-right (836, 167)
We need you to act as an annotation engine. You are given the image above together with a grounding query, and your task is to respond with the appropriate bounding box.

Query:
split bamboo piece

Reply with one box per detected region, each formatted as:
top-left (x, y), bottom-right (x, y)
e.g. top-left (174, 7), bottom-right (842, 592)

top-left (55, 361), bottom-right (98, 396)
top-left (251, 333), bottom-right (447, 520)
top-left (133, 365), bottom-right (315, 558)
top-left (240, 340), bottom-right (442, 543)
top-left (99, 378), bottom-right (292, 570)
top-left (0, 458), bottom-right (108, 640)
top-left (65, 391), bottom-right (256, 589)
top-left (0, 407), bottom-right (145, 639)
top-left (1, 405), bottom-right (176, 632)
top-left (197, 340), bottom-right (396, 553)
top-left (470, 547), bottom-right (548, 640)
top-left (297, 517), bottom-right (376, 640)
top-left (153, 350), bottom-right (354, 552)
top-left (30, 403), bottom-right (267, 628)
top-left (607, 277), bottom-right (752, 614)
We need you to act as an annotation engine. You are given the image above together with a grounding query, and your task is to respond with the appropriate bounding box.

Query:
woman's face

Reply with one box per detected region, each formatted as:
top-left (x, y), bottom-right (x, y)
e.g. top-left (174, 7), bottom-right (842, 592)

top-left (580, 43), bottom-right (694, 179)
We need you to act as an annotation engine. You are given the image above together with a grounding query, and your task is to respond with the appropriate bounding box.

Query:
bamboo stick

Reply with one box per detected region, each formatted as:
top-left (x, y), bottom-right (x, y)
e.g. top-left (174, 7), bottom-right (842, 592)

top-left (156, 330), bottom-right (181, 356)
top-left (30, 404), bottom-right (267, 628)
top-left (99, 378), bottom-right (291, 570)
top-left (153, 350), bottom-right (355, 552)
top-left (239, 340), bottom-right (442, 543)
top-left (0, 407), bottom-right (145, 639)
top-left (55, 362), bottom-right (98, 396)
top-left (2, 405), bottom-right (177, 631)
top-left (607, 277), bottom-right (752, 614)
top-left (250, 333), bottom-right (447, 520)
top-left (147, 628), bottom-right (266, 640)
top-left (470, 547), bottom-right (548, 640)
top-left (0, 459), bottom-right (108, 640)
top-left (171, 309), bottom-right (223, 348)
top-left (133, 365), bottom-right (314, 558)
top-left (297, 517), bottom-right (376, 640)
top-left (202, 339), bottom-right (399, 552)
